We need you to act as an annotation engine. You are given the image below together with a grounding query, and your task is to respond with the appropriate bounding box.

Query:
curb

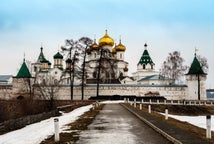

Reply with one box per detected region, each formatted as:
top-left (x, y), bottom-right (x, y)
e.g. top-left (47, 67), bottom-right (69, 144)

top-left (121, 103), bottom-right (182, 144)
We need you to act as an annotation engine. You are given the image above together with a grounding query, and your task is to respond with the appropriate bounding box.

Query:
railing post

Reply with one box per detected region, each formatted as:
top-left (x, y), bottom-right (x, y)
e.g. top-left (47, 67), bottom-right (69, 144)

top-left (96, 101), bottom-right (99, 107)
top-left (140, 103), bottom-right (142, 110)
top-left (165, 109), bottom-right (168, 120)
top-left (148, 105), bottom-right (151, 113)
top-left (157, 99), bottom-right (159, 104)
top-left (149, 99), bottom-right (152, 104)
top-left (134, 98), bottom-right (136, 108)
top-left (164, 100), bottom-right (166, 105)
top-left (206, 115), bottom-right (212, 139)
top-left (54, 118), bottom-right (60, 142)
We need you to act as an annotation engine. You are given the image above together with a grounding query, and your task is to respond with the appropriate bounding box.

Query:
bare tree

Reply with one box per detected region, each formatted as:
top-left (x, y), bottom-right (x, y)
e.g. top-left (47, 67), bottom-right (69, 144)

top-left (160, 51), bottom-right (188, 81)
top-left (61, 39), bottom-right (83, 100)
top-left (95, 48), bottom-right (118, 96)
top-left (195, 54), bottom-right (208, 100)
top-left (35, 74), bottom-right (62, 110)
top-left (79, 37), bottom-right (93, 100)
top-left (197, 55), bottom-right (208, 73)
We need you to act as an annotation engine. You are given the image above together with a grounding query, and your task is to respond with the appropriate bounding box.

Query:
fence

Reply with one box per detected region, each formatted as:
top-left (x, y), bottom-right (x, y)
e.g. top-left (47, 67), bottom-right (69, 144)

top-left (125, 98), bottom-right (214, 106)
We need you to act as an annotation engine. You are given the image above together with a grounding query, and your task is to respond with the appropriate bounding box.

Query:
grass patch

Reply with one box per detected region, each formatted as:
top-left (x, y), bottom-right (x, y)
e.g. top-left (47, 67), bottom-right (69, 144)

top-left (41, 104), bottom-right (104, 144)
top-left (136, 104), bottom-right (214, 143)
top-left (141, 104), bottom-right (214, 116)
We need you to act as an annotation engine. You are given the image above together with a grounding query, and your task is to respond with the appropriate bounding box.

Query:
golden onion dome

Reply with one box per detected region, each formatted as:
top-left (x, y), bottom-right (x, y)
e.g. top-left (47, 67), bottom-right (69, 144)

top-left (98, 30), bottom-right (114, 47)
top-left (115, 39), bottom-right (126, 51)
top-left (112, 47), bottom-right (117, 54)
top-left (90, 39), bottom-right (99, 50)
top-left (123, 66), bottom-right (128, 72)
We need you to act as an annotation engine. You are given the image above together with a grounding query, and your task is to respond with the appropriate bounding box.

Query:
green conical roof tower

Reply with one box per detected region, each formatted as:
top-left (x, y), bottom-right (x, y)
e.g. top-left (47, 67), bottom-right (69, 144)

top-left (138, 43), bottom-right (154, 66)
top-left (37, 47), bottom-right (47, 63)
top-left (187, 53), bottom-right (205, 75)
top-left (16, 59), bottom-right (32, 78)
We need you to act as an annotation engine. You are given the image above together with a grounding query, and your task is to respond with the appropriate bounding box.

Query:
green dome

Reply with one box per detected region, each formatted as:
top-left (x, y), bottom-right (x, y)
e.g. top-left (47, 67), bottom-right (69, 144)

top-left (54, 52), bottom-right (63, 59)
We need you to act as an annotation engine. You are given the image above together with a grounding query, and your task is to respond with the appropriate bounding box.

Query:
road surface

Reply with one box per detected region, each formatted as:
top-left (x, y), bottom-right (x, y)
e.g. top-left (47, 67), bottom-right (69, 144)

top-left (76, 103), bottom-right (172, 144)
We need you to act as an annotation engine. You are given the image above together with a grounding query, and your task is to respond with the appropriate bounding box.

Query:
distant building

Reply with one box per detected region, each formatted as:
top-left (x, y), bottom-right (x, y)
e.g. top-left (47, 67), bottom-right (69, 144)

top-left (0, 75), bottom-right (13, 86)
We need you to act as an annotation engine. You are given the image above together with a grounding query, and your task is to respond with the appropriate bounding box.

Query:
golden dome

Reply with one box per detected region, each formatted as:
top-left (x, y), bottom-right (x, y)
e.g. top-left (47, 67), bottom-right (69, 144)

top-left (90, 39), bottom-right (99, 50)
top-left (112, 47), bottom-right (117, 54)
top-left (98, 30), bottom-right (114, 47)
top-left (115, 39), bottom-right (126, 51)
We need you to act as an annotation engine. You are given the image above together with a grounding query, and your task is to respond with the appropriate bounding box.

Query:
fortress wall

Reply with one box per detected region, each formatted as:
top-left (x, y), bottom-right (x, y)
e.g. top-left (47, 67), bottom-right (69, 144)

top-left (36, 84), bottom-right (188, 100)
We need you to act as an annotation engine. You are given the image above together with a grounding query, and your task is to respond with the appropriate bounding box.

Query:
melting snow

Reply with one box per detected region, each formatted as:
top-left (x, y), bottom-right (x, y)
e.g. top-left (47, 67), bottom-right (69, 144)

top-left (162, 113), bottom-right (214, 131)
top-left (0, 105), bottom-right (92, 144)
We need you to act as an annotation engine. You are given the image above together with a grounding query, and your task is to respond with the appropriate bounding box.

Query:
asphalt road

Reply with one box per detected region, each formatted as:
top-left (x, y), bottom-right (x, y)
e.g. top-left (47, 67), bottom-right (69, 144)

top-left (76, 103), bottom-right (172, 144)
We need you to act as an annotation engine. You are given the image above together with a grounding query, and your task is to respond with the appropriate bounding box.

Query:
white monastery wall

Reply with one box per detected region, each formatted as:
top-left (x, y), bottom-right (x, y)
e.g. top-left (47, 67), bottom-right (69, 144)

top-left (33, 84), bottom-right (189, 100)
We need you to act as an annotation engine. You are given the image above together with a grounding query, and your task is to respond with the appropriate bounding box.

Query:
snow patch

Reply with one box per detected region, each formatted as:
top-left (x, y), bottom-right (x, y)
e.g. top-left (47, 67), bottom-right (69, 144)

top-left (0, 104), bottom-right (92, 144)
top-left (100, 100), bottom-right (124, 104)
top-left (161, 113), bottom-right (214, 131)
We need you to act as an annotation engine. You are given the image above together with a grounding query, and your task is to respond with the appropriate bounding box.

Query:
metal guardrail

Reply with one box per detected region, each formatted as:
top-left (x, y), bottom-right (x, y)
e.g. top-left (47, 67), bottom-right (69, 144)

top-left (124, 98), bottom-right (214, 106)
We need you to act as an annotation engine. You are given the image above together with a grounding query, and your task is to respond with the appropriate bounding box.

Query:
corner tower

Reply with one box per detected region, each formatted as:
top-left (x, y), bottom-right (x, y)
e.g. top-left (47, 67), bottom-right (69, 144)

top-left (186, 52), bottom-right (207, 100)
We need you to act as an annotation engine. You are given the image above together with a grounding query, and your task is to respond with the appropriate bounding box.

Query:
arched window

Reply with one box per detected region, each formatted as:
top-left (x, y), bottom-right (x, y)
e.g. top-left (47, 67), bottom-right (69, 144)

top-left (42, 79), bottom-right (46, 85)
top-left (93, 72), bottom-right (97, 78)
top-left (120, 53), bottom-right (123, 59)
top-left (34, 66), bottom-right (37, 72)
top-left (54, 79), bottom-right (58, 85)
top-left (106, 72), bottom-right (110, 78)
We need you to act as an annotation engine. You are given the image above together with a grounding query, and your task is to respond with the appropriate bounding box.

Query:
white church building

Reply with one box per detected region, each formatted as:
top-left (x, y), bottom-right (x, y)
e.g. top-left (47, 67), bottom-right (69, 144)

top-left (0, 30), bottom-right (207, 100)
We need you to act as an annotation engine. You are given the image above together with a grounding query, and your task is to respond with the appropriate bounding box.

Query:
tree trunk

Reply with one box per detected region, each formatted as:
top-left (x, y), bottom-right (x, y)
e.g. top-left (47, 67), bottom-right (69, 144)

top-left (96, 49), bottom-right (103, 97)
top-left (81, 46), bottom-right (88, 100)
top-left (198, 74), bottom-right (200, 100)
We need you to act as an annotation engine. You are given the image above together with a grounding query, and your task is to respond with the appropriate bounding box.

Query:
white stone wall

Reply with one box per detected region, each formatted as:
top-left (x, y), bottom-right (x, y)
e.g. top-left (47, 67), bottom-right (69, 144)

top-left (0, 86), bottom-right (13, 100)
top-left (0, 75), bottom-right (207, 101)
top-left (33, 84), bottom-right (188, 100)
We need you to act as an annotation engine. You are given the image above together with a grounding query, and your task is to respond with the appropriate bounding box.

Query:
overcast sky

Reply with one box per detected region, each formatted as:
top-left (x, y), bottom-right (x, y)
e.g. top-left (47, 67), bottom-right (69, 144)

top-left (0, 0), bottom-right (214, 88)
